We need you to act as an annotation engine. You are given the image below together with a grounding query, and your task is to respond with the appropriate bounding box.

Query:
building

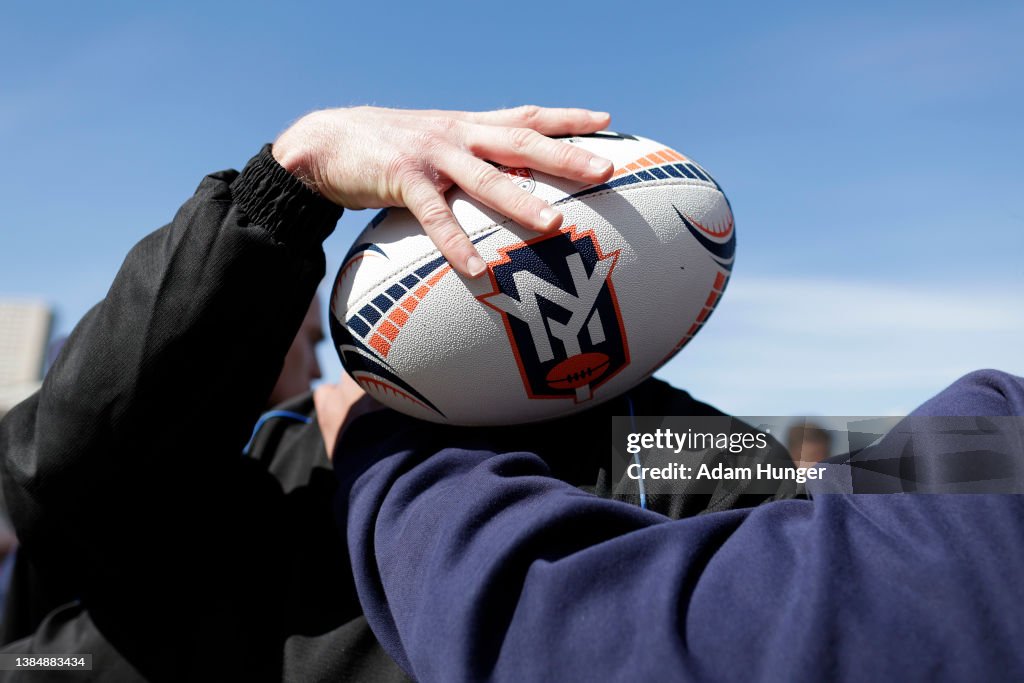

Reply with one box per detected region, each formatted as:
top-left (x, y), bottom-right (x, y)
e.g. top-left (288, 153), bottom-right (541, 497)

top-left (0, 299), bottom-right (53, 419)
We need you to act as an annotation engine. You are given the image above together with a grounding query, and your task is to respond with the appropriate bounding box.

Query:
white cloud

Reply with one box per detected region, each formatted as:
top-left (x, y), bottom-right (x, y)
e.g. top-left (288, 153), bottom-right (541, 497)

top-left (658, 277), bottom-right (1024, 416)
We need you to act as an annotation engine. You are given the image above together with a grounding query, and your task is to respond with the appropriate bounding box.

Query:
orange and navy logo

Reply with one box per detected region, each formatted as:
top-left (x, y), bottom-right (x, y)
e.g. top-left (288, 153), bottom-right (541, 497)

top-left (479, 227), bottom-right (630, 403)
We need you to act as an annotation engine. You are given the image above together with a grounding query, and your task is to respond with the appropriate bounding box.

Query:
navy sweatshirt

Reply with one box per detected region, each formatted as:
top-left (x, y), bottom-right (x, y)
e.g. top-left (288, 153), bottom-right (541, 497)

top-left (337, 369), bottom-right (1024, 681)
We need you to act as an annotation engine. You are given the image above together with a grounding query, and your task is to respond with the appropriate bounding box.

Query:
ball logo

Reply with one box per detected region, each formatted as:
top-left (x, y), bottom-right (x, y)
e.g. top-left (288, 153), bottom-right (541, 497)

top-left (479, 227), bottom-right (630, 403)
top-left (496, 165), bottom-right (536, 193)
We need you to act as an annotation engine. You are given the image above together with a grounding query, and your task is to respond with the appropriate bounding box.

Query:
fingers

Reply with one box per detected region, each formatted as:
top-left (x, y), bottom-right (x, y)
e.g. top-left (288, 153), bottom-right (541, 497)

top-left (465, 125), bottom-right (613, 185)
top-left (464, 105), bottom-right (612, 136)
top-left (402, 175), bottom-right (487, 278)
top-left (445, 155), bottom-right (563, 234)
top-left (400, 116), bottom-right (614, 276)
top-left (361, 105), bottom-right (615, 278)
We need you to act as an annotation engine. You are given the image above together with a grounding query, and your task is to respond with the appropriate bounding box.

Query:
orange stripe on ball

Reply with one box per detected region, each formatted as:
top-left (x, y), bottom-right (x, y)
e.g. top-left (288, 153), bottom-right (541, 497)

top-left (389, 308), bottom-right (410, 326)
top-left (369, 334), bottom-right (391, 356)
top-left (379, 320), bottom-right (400, 342)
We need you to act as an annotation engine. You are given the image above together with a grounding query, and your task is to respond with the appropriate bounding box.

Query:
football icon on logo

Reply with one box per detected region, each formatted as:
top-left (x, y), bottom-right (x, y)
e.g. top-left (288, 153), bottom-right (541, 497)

top-left (545, 352), bottom-right (611, 391)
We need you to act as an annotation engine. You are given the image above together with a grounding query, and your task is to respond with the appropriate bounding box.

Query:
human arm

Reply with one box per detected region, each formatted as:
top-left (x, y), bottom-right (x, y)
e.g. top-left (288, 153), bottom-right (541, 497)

top-left (0, 143), bottom-right (336, 566)
top-left (0, 105), bottom-right (616, 677)
top-left (0, 146), bottom-right (339, 676)
top-left (0, 102), bottom-right (615, 564)
top-left (339, 408), bottom-right (1024, 682)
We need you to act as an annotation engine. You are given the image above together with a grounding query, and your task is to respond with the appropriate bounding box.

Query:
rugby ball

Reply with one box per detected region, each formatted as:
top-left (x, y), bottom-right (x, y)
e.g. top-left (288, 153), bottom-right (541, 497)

top-left (329, 132), bottom-right (734, 425)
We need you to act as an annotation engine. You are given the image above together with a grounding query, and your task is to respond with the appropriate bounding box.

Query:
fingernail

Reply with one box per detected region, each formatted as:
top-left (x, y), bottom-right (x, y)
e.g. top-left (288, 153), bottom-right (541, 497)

top-left (589, 156), bottom-right (612, 173)
top-left (591, 111), bottom-right (610, 121)
top-left (539, 207), bottom-right (560, 229)
top-left (466, 254), bottom-right (487, 277)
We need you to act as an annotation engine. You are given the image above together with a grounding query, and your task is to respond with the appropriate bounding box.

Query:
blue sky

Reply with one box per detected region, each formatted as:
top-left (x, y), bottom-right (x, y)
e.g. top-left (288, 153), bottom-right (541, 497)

top-left (1, 1), bottom-right (1021, 415)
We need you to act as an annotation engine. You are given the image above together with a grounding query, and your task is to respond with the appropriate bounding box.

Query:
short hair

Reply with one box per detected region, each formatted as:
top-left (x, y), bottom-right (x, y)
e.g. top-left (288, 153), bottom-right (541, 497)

top-left (787, 422), bottom-right (831, 451)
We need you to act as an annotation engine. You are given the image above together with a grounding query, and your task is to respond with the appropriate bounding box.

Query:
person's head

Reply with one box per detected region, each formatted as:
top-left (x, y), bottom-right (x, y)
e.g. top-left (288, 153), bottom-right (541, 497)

top-left (787, 422), bottom-right (832, 468)
top-left (268, 295), bottom-right (324, 408)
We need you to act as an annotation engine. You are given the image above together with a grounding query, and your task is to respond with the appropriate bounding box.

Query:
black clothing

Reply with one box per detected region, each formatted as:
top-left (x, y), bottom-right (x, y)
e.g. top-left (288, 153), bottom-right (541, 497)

top-left (0, 147), bottom-right (793, 681)
top-left (0, 146), bottom-right (391, 681)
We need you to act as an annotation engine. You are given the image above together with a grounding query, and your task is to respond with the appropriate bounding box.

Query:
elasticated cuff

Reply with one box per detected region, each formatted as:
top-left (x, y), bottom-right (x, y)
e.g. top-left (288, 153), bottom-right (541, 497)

top-left (231, 144), bottom-right (343, 247)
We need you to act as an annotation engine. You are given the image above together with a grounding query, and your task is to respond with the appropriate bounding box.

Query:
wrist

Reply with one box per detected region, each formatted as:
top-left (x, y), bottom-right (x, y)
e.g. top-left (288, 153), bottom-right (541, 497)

top-left (231, 144), bottom-right (342, 247)
top-left (272, 117), bottom-right (325, 195)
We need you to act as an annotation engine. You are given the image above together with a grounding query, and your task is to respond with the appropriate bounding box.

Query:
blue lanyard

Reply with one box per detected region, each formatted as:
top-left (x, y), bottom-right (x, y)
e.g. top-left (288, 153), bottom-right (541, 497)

top-left (242, 410), bottom-right (312, 456)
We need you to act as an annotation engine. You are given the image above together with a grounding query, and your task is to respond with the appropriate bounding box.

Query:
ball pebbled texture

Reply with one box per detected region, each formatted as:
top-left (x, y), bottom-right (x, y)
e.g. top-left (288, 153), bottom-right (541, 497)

top-left (330, 132), bottom-right (735, 425)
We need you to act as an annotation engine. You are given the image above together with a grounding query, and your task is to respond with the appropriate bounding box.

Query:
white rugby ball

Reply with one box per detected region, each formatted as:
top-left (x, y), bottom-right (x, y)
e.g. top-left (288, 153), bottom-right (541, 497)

top-left (329, 132), bottom-right (735, 425)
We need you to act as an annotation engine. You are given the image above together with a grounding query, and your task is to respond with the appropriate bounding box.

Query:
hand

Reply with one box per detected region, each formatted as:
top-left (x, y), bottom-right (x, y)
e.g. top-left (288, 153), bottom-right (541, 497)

top-left (313, 373), bottom-right (381, 460)
top-left (272, 105), bottom-right (614, 277)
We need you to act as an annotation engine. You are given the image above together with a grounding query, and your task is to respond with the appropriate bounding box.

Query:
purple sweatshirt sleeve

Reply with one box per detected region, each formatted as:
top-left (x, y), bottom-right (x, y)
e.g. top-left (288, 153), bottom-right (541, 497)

top-left (339, 371), bottom-right (1024, 682)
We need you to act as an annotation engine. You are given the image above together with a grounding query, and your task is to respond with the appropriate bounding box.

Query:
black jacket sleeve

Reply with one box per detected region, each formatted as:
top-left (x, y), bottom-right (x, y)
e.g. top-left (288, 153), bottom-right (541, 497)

top-left (0, 146), bottom-right (342, 680)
